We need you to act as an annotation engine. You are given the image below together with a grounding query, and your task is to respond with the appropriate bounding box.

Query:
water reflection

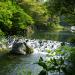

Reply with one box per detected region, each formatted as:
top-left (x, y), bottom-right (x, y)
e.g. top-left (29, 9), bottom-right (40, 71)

top-left (0, 53), bottom-right (43, 75)
top-left (29, 30), bottom-right (75, 42)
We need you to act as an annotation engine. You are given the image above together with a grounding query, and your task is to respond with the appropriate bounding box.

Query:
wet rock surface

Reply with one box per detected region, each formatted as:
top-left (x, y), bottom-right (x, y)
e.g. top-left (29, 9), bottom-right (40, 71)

top-left (10, 39), bottom-right (33, 55)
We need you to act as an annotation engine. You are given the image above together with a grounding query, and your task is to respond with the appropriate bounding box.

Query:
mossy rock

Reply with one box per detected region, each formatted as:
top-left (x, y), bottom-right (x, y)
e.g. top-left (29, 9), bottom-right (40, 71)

top-left (24, 42), bottom-right (33, 54)
top-left (10, 41), bottom-right (34, 55)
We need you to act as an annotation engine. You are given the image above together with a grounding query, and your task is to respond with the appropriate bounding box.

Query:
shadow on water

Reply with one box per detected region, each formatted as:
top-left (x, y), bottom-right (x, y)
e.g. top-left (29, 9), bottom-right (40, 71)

top-left (0, 54), bottom-right (22, 75)
top-left (0, 53), bottom-right (43, 75)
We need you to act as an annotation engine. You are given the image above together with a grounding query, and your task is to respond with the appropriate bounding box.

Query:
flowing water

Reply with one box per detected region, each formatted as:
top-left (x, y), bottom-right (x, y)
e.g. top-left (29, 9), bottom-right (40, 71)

top-left (0, 30), bottom-right (75, 75)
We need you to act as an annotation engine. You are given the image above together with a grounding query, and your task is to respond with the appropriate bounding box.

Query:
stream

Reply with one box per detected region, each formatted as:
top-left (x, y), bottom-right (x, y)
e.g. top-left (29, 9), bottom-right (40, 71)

top-left (0, 30), bottom-right (75, 75)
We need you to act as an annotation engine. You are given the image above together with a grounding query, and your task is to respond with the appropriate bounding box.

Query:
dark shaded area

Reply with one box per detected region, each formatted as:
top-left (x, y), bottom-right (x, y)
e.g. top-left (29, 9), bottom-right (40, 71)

top-left (0, 21), bottom-right (27, 36)
top-left (0, 22), bottom-right (10, 35)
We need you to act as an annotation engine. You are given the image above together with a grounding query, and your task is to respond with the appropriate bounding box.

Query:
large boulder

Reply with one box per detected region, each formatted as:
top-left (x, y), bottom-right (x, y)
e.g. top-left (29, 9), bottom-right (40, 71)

top-left (10, 39), bottom-right (33, 55)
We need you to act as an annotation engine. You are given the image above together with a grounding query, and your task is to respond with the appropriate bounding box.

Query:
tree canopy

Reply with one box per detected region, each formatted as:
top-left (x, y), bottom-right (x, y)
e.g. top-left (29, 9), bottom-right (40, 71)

top-left (0, 0), bottom-right (75, 36)
top-left (0, 0), bottom-right (34, 35)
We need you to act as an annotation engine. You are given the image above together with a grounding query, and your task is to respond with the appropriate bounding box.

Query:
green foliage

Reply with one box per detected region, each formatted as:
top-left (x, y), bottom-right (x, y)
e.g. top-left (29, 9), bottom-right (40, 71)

top-left (0, 1), bottom-right (15, 28)
top-left (46, 0), bottom-right (75, 27)
top-left (46, 0), bottom-right (75, 15)
top-left (64, 15), bottom-right (75, 26)
top-left (0, 0), bottom-right (75, 35)
top-left (38, 46), bottom-right (75, 75)
top-left (38, 69), bottom-right (48, 75)
top-left (0, 0), bottom-right (34, 35)
top-left (68, 37), bottom-right (75, 43)
top-left (11, 11), bottom-right (34, 29)
top-left (0, 0), bottom-right (66, 35)
top-left (0, 29), bottom-right (5, 36)
top-left (68, 47), bottom-right (75, 63)
top-left (17, 0), bottom-right (49, 27)
top-left (38, 56), bottom-right (66, 75)
top-left (38, 57), bottom-right (48, 70)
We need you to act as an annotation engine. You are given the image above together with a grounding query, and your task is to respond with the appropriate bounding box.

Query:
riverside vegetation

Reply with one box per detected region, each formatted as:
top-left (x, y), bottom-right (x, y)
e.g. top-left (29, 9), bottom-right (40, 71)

top-left (1, 0), bottom-right (75, 36)
top-left (0, 0), bottom-right (75, 75)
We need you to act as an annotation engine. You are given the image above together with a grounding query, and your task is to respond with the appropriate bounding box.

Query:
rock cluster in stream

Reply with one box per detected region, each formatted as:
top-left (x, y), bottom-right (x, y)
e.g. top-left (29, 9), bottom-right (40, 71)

top-left (25, 39), bottom-right (62, 53)
top-left (8, 38), bottom-right (70, 55)
top-left (10, 39), bottom-right (33, 55)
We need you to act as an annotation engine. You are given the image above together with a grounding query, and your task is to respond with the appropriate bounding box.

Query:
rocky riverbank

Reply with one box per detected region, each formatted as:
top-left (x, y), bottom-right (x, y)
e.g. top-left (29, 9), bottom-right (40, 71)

top-left (0, 37), bottom-right (70, 55)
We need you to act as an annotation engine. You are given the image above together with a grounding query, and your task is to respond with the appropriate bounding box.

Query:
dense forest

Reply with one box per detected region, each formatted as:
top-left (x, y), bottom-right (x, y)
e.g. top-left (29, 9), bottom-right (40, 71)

top-left (0, 0), bottom-right (75, 36)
